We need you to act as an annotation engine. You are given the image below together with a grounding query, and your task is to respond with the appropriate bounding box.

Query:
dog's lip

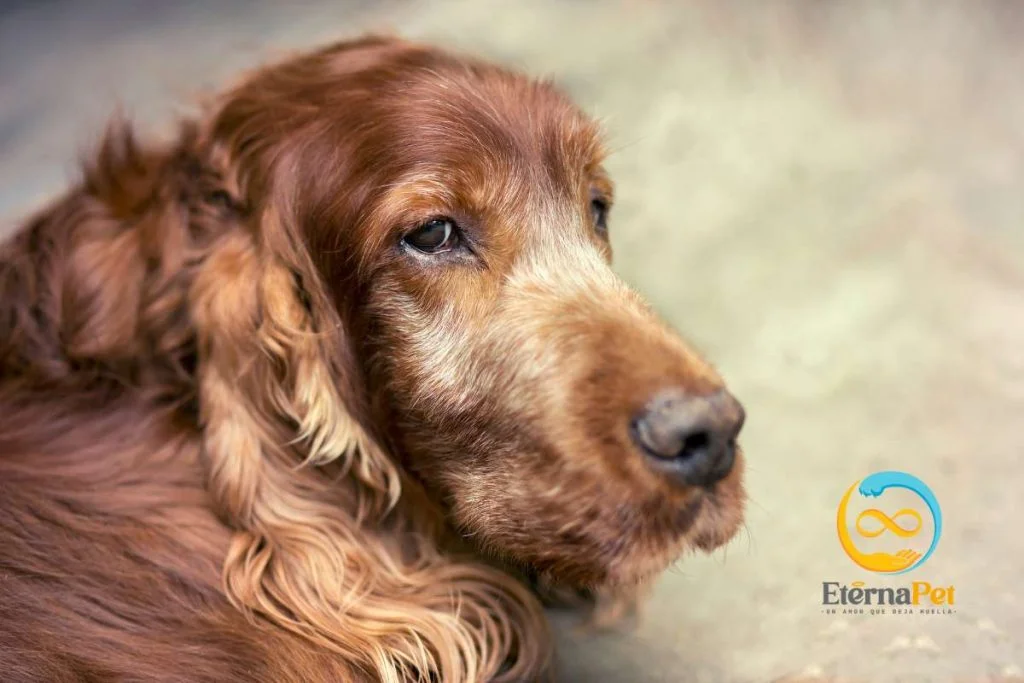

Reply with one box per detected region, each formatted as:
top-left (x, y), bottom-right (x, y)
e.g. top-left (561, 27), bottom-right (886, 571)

top-left (672, 491), bottom-right (706, 532)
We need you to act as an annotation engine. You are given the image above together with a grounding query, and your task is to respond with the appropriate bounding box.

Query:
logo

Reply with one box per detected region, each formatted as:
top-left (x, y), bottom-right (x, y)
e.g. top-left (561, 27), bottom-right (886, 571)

top-left (821, 471), bottom-right (954, 615)
top-left (836, 471), bottom-right (942, 574)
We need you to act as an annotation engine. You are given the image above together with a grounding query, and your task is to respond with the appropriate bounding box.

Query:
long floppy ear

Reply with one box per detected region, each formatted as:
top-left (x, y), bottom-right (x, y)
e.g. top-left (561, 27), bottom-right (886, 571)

top-left (191, 201), bottom-right (399, 510)
top-left (187, 161), bottom-right (549, 682)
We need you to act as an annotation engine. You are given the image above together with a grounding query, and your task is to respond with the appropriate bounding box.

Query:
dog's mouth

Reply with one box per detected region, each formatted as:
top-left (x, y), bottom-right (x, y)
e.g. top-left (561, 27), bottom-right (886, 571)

top-left (563, 455), bottom-right (744, 589)
top-left (685, 453), bottom-right (747, 553)
top-left (690, 495), bottom-right (734, 551)
top-left (665, 489), bottom-right (708, 536)
top-left (443, 427), bottom-right (746, 587)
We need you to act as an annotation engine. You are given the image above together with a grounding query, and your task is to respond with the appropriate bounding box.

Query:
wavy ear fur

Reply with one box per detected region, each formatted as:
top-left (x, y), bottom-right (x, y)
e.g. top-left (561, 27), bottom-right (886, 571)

top-left (0, 104), bottom-right (549, 681)
top-left (187, 145), bottom-right (549, 682)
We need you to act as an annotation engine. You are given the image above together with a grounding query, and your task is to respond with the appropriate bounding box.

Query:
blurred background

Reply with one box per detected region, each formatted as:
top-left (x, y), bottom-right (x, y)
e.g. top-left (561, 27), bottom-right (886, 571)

top-left (1, 1), bottom-right (1022, 681)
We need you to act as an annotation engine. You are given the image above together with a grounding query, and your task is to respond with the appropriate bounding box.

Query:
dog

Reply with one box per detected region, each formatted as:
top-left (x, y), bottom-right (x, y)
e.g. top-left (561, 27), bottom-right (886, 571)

top-left (0, 35), bottom-right (746, 682)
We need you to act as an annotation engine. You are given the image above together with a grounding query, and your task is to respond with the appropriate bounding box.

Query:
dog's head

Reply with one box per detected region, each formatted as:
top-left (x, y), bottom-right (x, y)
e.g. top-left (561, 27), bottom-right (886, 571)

top-left (210, 36), bottom-right (745, 587)
top-left (187, 35), bottom-right (745, 679)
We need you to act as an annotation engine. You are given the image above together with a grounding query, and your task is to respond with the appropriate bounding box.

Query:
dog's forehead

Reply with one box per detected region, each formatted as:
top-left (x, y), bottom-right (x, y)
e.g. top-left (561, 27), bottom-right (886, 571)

top-left (312, 48), bottom-right (611, 262)
top-left (386, 60), bottom-right (606, 191)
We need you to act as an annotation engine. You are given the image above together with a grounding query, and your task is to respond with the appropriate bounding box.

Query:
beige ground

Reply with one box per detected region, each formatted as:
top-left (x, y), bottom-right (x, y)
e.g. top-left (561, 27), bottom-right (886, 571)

top-left (2, 1), bottom-right (1022, 681)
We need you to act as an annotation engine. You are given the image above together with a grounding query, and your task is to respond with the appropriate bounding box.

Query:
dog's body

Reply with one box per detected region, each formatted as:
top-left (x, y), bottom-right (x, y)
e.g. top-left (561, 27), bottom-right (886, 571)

top-left (0, 37), bottom-right (745, 682)
top-left (0, 129), bottom-right (368, 682)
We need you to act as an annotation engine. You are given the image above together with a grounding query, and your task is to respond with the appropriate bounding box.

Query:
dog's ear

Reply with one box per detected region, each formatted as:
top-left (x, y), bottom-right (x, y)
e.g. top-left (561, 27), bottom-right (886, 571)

top-left (187, 161), bottom-right (549, 682)
top-left (191, 199), bottom-right (399, 512)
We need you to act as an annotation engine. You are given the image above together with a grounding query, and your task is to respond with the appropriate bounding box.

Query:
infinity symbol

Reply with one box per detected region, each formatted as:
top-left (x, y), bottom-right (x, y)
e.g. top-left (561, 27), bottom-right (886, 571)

top-left (855, 508), bottom-right (922, 538)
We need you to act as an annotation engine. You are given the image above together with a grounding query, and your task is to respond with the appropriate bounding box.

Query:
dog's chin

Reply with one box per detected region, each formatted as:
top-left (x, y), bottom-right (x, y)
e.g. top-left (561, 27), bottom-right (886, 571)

top-left (603, 503), bottom-right (741, 590)
top-left (687, 464), bottom-right (747, 554)
top-left (445, 448), bottom-right (745, 592)
top-left (523, 483), bottom-right (746, 623)
top-left (690, 492), bottom-right (745, 553)
top-left (598, 464), bottom-right (747, 588)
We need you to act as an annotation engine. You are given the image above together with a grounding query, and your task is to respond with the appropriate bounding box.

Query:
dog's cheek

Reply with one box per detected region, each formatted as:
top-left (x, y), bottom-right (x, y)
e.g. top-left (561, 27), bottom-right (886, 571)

top-left (436, 453), bottom-right (629, 584)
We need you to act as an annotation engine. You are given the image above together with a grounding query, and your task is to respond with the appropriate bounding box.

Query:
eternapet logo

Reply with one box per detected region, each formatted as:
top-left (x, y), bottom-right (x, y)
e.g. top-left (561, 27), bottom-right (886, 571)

top-left (837, 470), bottom-right (942, 574)
top-left (822, 471), bottom-right (954, 615)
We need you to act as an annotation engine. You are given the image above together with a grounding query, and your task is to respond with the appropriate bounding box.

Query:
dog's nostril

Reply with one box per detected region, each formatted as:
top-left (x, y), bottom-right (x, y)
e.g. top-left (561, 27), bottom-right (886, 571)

top-left (678, 431), bottom-right (710, 459)
top-left (631, 388), bottom-right (744, 488)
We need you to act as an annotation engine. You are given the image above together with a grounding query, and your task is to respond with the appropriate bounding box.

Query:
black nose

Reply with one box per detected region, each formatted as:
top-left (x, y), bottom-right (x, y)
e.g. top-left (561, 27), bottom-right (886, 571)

top-left (631, 388), bottom-right (745, 488)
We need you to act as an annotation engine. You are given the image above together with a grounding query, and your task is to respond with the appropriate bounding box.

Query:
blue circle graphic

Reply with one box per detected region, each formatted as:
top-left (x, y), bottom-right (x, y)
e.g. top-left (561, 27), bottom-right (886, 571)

top-left (856, 471), bottom-right (942, 574)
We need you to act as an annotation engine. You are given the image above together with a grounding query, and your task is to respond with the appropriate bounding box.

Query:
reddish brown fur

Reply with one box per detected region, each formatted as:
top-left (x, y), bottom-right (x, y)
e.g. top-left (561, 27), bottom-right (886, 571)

top-left (0, 36), bottom-right (745, 682)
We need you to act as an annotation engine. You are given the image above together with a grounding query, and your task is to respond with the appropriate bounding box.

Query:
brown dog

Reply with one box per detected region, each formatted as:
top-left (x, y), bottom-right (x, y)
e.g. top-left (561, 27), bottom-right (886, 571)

top-left (0, 36), bottom-right (746, 682)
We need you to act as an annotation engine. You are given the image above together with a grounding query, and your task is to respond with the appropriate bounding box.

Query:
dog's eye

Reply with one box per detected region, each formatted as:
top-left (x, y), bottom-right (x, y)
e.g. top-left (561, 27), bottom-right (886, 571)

top-left (403, 218), bottom-right (460, 254)
top-left (590, 198), bottom-right (609, 235)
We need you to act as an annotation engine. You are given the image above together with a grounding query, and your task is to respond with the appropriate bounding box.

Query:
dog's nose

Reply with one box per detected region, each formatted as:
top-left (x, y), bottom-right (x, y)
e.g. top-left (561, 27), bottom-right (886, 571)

top-left (631, 388), bottom-right (745, 488)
